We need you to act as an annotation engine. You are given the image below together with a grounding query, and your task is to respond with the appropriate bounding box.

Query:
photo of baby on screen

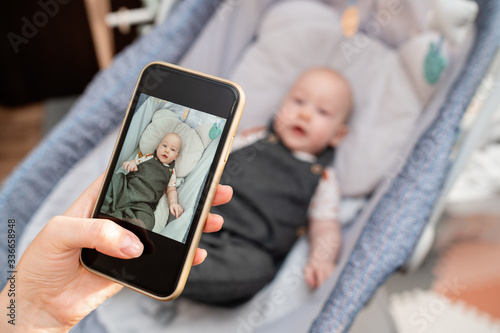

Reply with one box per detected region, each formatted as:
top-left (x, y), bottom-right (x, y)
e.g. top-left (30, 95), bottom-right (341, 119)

top-left (100, 94), bottom-right (226, 243)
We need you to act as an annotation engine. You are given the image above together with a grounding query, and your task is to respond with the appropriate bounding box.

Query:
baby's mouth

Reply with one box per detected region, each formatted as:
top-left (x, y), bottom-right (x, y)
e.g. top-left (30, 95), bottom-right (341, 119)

top-left (292, 125), bottom-right (306, 136)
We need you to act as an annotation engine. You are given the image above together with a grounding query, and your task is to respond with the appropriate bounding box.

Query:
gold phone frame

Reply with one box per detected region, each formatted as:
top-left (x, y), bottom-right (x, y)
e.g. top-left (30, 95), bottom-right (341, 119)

top-left (80, 61), bottom-right (245, 301)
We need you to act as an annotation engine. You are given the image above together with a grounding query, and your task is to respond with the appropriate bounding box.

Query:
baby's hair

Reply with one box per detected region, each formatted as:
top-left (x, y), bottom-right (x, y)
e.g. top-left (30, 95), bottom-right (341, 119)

top-left (168, 132), bottom-right (182, 142)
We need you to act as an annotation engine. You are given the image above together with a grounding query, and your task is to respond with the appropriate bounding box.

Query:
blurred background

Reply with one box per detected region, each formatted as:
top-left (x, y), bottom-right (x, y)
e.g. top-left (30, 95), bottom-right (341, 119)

top-left (1, 1), bottom-right (499, 332)
top-left (0, 0), bottom-right (154, 180)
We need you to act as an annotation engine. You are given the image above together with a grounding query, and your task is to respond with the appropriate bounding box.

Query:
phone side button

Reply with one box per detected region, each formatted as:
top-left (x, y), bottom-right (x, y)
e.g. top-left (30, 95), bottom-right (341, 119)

top-left (224, 136), bottom-right (234, 162)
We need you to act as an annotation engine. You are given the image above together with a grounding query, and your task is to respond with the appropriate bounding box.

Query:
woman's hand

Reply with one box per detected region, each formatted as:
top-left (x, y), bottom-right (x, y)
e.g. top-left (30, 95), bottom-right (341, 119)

top-left (1, 174), bottom-right (232, 332)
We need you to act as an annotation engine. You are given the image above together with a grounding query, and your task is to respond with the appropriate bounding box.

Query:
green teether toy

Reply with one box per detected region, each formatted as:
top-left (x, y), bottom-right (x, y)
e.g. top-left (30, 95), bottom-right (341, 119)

top-left (209, 122), bottom-right (223, 140)
top-left (424, 39), bottom-right (447, 85)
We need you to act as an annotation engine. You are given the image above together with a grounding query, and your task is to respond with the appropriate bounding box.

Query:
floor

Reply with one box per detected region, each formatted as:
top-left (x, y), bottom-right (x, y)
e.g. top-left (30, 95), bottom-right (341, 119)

top-left (386, 213), bottom-right (500, 333)
top-left (0, 96), bottom-right (77, 184)
top-left (0, 103), bottom-right (44, 184)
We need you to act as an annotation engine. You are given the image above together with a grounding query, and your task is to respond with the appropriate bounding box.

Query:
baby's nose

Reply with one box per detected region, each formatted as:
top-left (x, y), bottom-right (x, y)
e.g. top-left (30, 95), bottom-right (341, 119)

top-left (298, 106), bottom-right (312, 119)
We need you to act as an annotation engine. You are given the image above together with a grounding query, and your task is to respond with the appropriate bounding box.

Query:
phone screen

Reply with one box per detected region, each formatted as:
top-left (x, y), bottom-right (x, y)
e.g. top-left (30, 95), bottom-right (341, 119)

top-left (81, 63), bottom-right (241, 298)
top-left (99, 93), bottom-right (226, 242)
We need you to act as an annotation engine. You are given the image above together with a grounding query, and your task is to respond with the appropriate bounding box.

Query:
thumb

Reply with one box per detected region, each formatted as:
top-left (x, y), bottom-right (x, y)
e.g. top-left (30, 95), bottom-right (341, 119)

top-left (45, 216), bottom-right (144, 259)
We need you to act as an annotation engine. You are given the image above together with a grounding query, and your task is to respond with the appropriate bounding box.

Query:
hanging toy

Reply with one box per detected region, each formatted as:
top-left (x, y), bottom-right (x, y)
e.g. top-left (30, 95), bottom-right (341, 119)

top-left (341, 0), bottom-right (359, 38)
top-left (182, 108), bottom-right (190, 120)
top-left (424, 36), bottom-right (447, 85)
top-left (424, 0), bottom-right (478, 84)
top-left (209, 120), bottom-right (224, 140)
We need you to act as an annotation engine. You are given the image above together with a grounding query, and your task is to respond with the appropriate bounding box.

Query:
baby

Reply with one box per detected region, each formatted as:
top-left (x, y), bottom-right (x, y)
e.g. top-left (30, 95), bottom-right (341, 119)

top-left (183, 67), bottom-right (352, 305)
top-left (101, 132), bottom-right (184, 231)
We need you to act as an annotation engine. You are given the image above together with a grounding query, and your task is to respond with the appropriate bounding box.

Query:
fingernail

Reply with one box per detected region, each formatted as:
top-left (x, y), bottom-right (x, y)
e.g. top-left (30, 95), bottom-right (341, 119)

top-left (120, 234), bottom-right (144, 257)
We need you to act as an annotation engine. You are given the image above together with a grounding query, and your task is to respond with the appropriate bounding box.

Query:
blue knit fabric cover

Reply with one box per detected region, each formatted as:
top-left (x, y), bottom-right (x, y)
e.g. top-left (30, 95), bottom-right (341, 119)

top-left (0, 0), bottom-right (219, 282)
top-left (311, 0), bottom-right (500, 331)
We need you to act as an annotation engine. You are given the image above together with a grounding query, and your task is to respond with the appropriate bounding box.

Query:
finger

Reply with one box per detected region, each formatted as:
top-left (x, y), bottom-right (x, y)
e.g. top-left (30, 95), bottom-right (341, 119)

top-left (305, 276), bottom-right (314, 288)
top-left (211, 185), bottom-right (233, 206)
top-left (318, 266), bottom-right (335, 287)
top-left (309, 274), bottom-right (318, 288)
top-left (192, 248), bottom-right (207, 266)
top-left (46, 216), bottom-right (143, 259)
top-left (304, 265), bottom-right (317, 288)
top-left (319, 272), bottom-right (328, 286)
top-left (203, 213), bottom-right (223, 233)
top-left (314, 271), bottom-right (324, 287)
top-left (64, 173), bottom-right (105, 218)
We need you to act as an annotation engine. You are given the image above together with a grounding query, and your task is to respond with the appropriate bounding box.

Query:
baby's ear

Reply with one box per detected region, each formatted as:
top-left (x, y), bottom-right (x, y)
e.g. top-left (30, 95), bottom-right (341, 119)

top-left (329, 125), bottom-right (348, 147)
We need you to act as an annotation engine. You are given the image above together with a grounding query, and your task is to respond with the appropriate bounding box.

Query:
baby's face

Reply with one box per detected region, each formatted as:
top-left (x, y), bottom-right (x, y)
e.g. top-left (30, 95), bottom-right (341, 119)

top-left (274, 69), bottom-right (351, 155)
top-left (156, 133), bottom-right (181, 165)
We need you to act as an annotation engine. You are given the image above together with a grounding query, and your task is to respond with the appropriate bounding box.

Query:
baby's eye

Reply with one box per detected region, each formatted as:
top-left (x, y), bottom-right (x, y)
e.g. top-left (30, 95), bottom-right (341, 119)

top-left (318, 108), bottom-right (330, 116)
top-left (293, 97), bottom-right (304, 105)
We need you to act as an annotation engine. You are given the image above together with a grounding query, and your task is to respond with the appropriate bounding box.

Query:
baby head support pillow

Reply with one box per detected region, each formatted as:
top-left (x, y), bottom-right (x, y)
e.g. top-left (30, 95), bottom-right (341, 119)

top-left (139, 109), bottom-right (215, 178)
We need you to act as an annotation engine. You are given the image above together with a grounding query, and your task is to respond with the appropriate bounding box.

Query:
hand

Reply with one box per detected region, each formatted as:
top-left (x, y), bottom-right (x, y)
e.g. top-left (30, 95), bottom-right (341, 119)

top-left (304, 259), bottom-right (336, 289)
top-left (169, 202), bottom-right (184, 218)
top-left (122, 160), bottom-right (138, 172)
top-left (304, 218), bottom-right (341, 289)
top-left (0, 174), bottom-right (232, 332)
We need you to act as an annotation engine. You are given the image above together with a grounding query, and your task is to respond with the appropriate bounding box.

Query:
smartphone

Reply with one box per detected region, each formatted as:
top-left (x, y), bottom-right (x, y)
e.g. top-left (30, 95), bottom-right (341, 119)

top-left (80, 62), bottom-right (245, 301)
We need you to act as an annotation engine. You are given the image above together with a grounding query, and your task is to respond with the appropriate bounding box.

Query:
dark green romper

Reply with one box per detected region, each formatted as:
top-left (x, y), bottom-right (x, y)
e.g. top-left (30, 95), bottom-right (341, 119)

top-left (183, 131), bottom-right (333, 306)
top-left (101, 152), bottom-right (174, 230)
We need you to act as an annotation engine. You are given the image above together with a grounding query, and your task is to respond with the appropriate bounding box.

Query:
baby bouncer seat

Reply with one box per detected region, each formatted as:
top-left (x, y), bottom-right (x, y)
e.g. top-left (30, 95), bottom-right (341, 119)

top-left (1, 0), bottom-right (500, 332)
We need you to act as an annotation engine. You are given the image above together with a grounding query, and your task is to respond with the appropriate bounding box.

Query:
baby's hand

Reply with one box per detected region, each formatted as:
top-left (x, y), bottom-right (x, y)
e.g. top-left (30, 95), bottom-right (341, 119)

top-left (304, 259), bottom-right (336, 289)
top-left (169, 203), bottom-right (184, 218)
top-left (123, 160), bottom-right (138, 172)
